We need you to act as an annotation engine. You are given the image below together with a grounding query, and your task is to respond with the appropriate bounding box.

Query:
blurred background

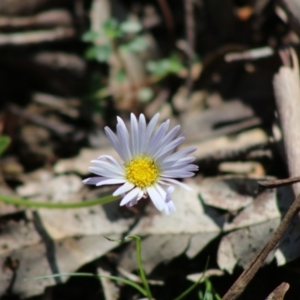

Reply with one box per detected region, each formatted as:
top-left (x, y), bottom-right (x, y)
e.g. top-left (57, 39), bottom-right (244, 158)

top-left (0, 0), bottom-right (300, 299)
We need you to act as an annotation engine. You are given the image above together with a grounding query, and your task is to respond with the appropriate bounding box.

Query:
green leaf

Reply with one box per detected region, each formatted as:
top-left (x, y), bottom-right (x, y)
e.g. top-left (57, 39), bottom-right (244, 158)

top-left (115, 70), bottom-right (127, 83)
top-left (0, 135), bottom-right (10, 157)
top-left (146, 60), bottom-right (167, 76)
top-left (168, 54), bottom-right (184, 73)
top-left (120, 20), bottom-right (142, 34)
top-left (138, 87), bottom-right (153, 102)
top-left (103, 18), bottom-right (121, 39)
top-left (82, 30), bottom-right (101, 42)
top-left (122, 36), bottom-right (148, 53)
top-left (85, 45), bottom-right (112, 62)
top-left (146, 54), bottom-right (184, 76)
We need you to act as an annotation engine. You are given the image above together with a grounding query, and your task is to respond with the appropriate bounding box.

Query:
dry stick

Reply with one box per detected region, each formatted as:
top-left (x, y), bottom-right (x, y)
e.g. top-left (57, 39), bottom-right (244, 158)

top-left (222, 194), bottom-right (300, 300)
top-left (274, 49), bottom-right (300, 196)
top-left (258, 176), bottom-right (300, 188)
top-left (266, 282), bottom-right (290, 300)
top-left (222, 48), bottom-right (300, 300)
top-left (184, 0), bottom-right (195, 95)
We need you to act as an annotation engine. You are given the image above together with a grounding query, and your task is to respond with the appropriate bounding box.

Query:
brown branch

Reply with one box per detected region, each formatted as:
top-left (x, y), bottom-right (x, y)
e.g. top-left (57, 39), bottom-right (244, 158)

top-left (184, 0), bottom-right (195, 95)
top-left (0, 10), bottom-right (73, 29)
top-left (273, 48), bottom-right (300, 196)
top-left (157, 0), bottom-right (175, 49)
top-left (0, 27), bottom-right (75, 45)
top-left (266, 282), bottom-right (290, 300)
top-left (222, 47), bottom-right (300, 299)
top-left (258, 176), bottom-right (300, 188)
top-left (222, 194), bottom-right (300, 300)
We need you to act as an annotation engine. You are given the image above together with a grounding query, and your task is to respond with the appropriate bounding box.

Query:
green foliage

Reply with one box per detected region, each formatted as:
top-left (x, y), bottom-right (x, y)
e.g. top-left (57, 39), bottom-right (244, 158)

top-left (120, 36), bottom-right (149, 53)
top-left (106, 235), bottom-right (153, 299)
top-left (146, 54), bottom-right (184, 77)
top-left (198, 279), bottom-right (221, 300)
top-left (82, 17), bottom-right (147, 63)
top-left (120, 19), bottom-right (143, 34)
top-left (85, 44), bottom-right (112, 62)
top-left (0, 135), bottom-right (10, 157)
top-left (138, 87), bottom-right (154, 102)
top-left (34, 234), bottom-right (221, 300)
top-left (82, 18), bottom-right (185, 105)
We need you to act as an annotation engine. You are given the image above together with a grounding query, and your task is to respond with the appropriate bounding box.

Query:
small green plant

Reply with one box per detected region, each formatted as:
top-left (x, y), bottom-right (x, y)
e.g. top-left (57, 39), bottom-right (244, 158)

top-left (34, 235), bottom-right (215, 299)
top-left (198, 278), bottom-right (221, 300)
top-left (82, 17), bottom-right (186, 104)
top-left (0, 135), bottom-right (10, 157)
top-left (82, 18), bottom-right (148, 63)
top-left (146, 54), bottom-right (184, 77)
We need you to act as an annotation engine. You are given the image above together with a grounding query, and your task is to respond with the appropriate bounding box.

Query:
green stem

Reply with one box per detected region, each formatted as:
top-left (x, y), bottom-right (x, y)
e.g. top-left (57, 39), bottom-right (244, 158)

top-left (126, 235), bottom-right (153, 300)
top-left (0, 194), bottom-right (119, 209)
top-left (173, 258), bottom-right (210, 300)
top-left (34, 273), bottom-right (147, 296)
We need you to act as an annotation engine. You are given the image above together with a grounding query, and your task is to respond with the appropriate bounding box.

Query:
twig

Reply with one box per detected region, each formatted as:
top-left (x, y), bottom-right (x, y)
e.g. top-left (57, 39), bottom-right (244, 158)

top-left (222, 194), bottom-right (300, 300)
top-left (222, 48), bottom-right (300, 299)
top-left (258, 176), bottom-right (300, 188)
top-left (266, 282), bottom-right (289, 300)
top-left (0, 10), bottom-right (73, 29)
top-left (0, 27), bottom-right (75, 45)
top-left (224, 47), bottom-right (274, 62)
top-left (8, 104), bottom-right (74, 135)
top-left (157, 0), bottom-right (175, 49)
top-left (184, 0), bottom-right (195, 96)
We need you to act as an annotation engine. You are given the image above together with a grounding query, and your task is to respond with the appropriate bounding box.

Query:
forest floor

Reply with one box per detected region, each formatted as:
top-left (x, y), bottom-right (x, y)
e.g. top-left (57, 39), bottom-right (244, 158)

top-left (1, 0), bottom-right (300, 299)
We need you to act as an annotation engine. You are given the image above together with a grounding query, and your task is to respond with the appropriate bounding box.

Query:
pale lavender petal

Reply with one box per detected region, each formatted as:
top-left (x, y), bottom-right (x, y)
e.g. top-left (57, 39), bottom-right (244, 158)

top-left (145, 113), bottom-right (160, 142)
top-left (160, 125), bottom-right (181, 148)
top-left (120, 188), bottom-right (141, 206)
top-left (146, 185), bottom-right (165, 211)
top-left (163, 164), bottom-right (198, 172)
top-left (166, 185), bottom-right (175, 194)
top-left (113, 182), bottom-right (135, 196)
top-left (162, 170), bottom-right (194, 178)
top-left (91, 160), bottom-right (123, 175)
top-left (138, 114), bottom-right (147, 153)
top-left (155, 183), bottom-right (167, 199)
top-left (95, 178), bottom-right (126, 186)
top-left (97, 155), bottom-right (125, 171)
top-left (116, 122), bottom-right (132, 161)
top-left (125, 190), bottom-right (144, 207)
top-left (137, 190), bottom-right (144, 200)
top-left (104, 127), bottom-right (126, 161)
top-left (163, 186), bottom-right (176, 214)
top-left (130, 113), bottom-right (139, 156)
top-left (116, 116), bottom-right (130, 139)
top-left (126, 197), bottom-right (138, 207)
top-left (154, 136), bottom-right (184, 159)
top-left (147, 120), bottom-right (170, 155)
top-left (173, 156), bottom-right (196, 165)
top-left (88, 166), bottom-right (123, 178)
top-left (160, 157), bottom-right (196, 169)
top-left (83, 177), bottom-right (107, 185)
top-left (164, 200), bottom-right (176, 215)
top-left (159, 178), bottom-right (193, 191)
top-left (161, 147), bottom-right (196, 164)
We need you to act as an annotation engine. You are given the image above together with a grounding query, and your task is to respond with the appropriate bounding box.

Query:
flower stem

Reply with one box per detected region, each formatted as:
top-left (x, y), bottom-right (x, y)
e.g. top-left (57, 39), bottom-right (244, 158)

top-left (0, 194), bottom-right (119, 209)
top-left (126, 235), bottom-right (153, 300)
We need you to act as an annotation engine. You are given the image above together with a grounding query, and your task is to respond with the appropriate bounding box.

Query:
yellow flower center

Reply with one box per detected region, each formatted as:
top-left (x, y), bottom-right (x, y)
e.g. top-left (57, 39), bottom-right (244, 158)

top-left (125, 156), bottom-right (160, 188)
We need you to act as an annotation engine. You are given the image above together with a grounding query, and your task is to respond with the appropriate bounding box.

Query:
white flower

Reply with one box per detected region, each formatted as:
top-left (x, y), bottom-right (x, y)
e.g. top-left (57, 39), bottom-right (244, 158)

top-left (83, 113), bottom-right (198, 214)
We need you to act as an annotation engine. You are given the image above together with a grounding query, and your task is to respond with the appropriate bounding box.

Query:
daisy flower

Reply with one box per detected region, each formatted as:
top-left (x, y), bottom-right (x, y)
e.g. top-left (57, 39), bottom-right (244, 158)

top-left (83, 113), bottom-right (198, 214)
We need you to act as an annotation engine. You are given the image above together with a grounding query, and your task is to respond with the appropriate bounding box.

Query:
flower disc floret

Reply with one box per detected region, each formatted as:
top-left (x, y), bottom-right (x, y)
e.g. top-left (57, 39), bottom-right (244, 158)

top-left (125, 156), bottom-right (160, 188)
